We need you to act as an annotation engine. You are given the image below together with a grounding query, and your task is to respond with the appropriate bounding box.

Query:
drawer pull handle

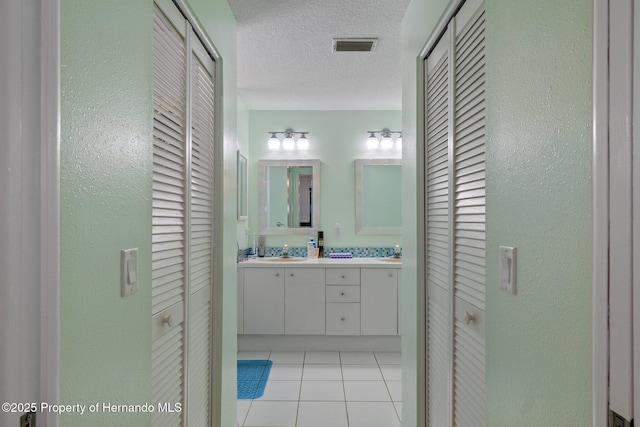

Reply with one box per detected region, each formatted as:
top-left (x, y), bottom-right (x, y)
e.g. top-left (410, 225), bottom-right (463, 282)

top-left (162, 314), bottom-right (174, 328)
top-left (464, 312), bottom-right (477, 325)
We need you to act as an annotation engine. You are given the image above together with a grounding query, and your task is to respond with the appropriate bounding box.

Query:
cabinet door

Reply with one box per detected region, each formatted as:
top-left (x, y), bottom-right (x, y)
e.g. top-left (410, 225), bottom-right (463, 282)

top-left (285, 268), bottom-right (325, 335)
top-left (244, 267), bottom-right (285, 334)
top-left (361, 268), bottom-right (398, 335)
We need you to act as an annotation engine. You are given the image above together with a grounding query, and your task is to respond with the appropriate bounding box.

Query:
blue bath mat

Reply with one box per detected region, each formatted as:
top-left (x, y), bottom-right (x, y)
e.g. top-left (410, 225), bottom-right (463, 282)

top-left (237, 360), bottom-right (272, 400)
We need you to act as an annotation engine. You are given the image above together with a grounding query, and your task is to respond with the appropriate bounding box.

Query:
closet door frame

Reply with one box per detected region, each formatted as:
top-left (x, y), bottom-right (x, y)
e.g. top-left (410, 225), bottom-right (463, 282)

top-left (154, 0), bottom-right (224, 425)
top-left (417, 0), bottom-right (484, 425)
top-left (0, 1), bottom-right (60, 426)
top-left (593, 1), bottom-right (640, 426)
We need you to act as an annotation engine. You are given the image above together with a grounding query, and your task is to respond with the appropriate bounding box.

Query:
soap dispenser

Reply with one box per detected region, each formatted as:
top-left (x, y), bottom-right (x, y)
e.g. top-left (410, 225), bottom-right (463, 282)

top-left (317, 231), bottom-right (324, 258)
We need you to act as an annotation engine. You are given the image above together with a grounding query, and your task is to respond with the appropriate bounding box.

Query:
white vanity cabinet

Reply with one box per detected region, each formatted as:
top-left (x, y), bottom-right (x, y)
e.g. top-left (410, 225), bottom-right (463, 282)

top-left (239, 260), bottom-right (401, 337)
top-left (243, 267), bottom-right (285, 334)
top-left (284, 268), bottom-right (325, 335)
top-left (361, 268), bottom-right (398, 335)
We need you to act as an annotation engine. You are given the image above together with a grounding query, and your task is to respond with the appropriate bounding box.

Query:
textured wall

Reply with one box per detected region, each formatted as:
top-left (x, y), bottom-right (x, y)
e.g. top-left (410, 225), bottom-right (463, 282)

top-left (60, 0), bottom-right (153, 425)
top-left (247, 110), bottom-right (403, 249)
top-left (484, 0), bottom-right (592, 424)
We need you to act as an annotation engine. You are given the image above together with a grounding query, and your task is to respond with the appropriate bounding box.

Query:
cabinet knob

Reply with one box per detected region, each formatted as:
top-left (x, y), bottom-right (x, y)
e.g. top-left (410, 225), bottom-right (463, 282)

top-left (341, 317), bottom-right (346, 321)
top-left (388, 273), bottom-right (394, 278)
top-left (341, 275), bottom-right (346, 279)
top-left (275, 272), bottom-right (280, 277)
top-left (290, 273), bottom-right (294, 277)
top-left (464, 312), bottom-right (477, 325)
top-left (340, 292), bottom-right (345, 296)
top-left (162, 314), bottom-right (174, 328)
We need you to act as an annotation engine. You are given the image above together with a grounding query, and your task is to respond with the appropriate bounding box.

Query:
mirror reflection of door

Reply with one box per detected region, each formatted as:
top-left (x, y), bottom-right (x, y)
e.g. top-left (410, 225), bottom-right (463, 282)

top-left (298, 174), bottom-right (312, 227)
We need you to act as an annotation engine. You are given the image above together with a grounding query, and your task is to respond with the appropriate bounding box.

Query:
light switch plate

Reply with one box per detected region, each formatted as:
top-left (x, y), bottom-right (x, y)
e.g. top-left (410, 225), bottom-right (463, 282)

top-left (121, 248), bottom-right (139, 297)
top-left (499, 246), bottom-right (517, 295)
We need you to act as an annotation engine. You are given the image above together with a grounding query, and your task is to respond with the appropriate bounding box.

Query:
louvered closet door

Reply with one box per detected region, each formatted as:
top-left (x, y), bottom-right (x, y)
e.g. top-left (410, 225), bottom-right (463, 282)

top-left (425, 26), bottom-right (452, 427)
top-left (452, 0), bottom-right (485, 425)
top-left (188, 36), bottom-right (215, 427)
top-left (152, 1), bottom-right (216, 426)
top-left (152, 3), bottom-right (187, 426)
top-left (424, 0), bottom-right (485, 425)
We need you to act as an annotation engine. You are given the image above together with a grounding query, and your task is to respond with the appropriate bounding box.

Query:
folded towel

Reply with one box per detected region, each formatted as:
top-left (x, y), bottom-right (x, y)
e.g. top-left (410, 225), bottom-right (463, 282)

top-left (329, 253), bottom-right (352, 259)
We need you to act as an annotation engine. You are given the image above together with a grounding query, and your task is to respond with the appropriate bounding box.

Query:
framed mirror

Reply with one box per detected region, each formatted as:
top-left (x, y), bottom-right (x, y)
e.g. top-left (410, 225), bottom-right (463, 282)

top-left (237, 151), bottom-right (248, 220)
top-left (258, 159), bottom-right (320, 235)
top-left (355, 159), bottom-right (402, 235)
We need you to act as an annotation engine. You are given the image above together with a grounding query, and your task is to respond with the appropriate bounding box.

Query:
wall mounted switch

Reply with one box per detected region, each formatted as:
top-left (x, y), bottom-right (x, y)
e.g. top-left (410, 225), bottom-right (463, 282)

top-left (121, 248), bottom-right (139, 297)
top-left (499, 246), bottom-right (517, 295)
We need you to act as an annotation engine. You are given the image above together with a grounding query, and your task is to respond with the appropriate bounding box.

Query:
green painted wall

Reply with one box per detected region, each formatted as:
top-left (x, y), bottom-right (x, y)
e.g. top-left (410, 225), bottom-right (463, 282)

top-left (401, 0), bottom-right (592, 425)
top-left (484, 0), bottom-right (591, 424)
top-left (247, 110), bottom-right (403, 249)
top-left (60, 0), bottom-right (239, 425)
top-left (60, 1), bottom-right (153, 425)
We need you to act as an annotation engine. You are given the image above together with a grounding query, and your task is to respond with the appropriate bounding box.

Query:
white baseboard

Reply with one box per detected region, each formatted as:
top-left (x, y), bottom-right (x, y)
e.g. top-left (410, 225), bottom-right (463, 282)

top-left (238, 335), bottom-right (401, 352)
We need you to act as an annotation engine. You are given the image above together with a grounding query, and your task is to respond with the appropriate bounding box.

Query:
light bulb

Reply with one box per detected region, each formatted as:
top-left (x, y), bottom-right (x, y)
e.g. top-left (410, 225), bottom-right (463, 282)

top-left (380, 136), bottom-right (394, 150)
top-left (297, 135), bottom-right (309, 150)
top-left (268, 134), bottom-right (280, 150)
top-left (366, 133), bottom-right (379, 149)
top-left (395, 136), bottom-right (402, 150)
top-left (282, 136), bottom-right (295, 150)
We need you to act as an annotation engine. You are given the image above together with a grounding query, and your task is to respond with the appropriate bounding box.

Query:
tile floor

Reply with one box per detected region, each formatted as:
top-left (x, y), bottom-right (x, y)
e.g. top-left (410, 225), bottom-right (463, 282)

top-left (237, 350), bottom-right (402, 427)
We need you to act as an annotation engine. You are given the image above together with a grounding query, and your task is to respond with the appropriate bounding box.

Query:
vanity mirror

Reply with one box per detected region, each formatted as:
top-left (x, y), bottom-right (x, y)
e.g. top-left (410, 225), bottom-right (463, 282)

top-left (355, 159), bottom-right (402, 234)
top-left (258, 159), bottom-right (320, 235)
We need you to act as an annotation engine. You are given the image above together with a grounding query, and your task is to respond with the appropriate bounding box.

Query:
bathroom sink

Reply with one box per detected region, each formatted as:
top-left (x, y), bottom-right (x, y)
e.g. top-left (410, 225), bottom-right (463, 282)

top-left (378, 257), bottom-right (402, 263)
top-left (262, 257), bottom-right (306, 262)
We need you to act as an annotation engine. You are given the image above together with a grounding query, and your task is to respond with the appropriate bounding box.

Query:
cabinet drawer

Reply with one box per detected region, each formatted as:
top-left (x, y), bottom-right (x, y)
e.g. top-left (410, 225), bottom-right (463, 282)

top-left (326, 303), bottom-right (360, 335)
top-left (325, 268), bottom-right (360, 285)
top-left (326, 285), bottom-right (360, 303)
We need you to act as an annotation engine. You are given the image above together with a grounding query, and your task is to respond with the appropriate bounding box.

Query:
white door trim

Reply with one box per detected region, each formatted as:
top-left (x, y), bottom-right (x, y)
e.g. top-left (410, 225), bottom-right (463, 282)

top-left (592, 0), bottom-right (609, 425)
top-left (41, 1), bottom-right (61, 426)
top-left (0, 1), bottom-right (60, 426)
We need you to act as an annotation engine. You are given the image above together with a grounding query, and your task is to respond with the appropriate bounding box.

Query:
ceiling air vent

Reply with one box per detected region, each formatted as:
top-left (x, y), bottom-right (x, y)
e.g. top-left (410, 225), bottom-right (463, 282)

top-left (333, 38), bottom-right (378, 52)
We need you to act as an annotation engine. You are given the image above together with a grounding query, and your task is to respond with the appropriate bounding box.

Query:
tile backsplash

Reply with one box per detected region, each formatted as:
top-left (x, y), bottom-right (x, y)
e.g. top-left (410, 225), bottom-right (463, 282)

top-left (237, 246), bottom-right (401, 262)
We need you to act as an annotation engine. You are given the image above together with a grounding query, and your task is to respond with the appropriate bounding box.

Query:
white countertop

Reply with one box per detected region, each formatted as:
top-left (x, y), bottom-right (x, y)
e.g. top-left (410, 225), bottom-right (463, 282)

top-left (238, 257), bottom-right (402, 268)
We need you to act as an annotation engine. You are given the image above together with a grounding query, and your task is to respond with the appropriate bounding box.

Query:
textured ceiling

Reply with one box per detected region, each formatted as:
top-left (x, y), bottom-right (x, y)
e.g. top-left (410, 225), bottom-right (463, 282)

top-left (228, 0), bottom-right (411, 110)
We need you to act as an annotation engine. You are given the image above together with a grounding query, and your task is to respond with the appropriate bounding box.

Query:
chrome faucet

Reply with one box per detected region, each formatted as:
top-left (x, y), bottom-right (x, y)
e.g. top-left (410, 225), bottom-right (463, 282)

top-left (393, 245), bottom-right (401, 258)
top-left (282, 244), bottom-right (290, 257)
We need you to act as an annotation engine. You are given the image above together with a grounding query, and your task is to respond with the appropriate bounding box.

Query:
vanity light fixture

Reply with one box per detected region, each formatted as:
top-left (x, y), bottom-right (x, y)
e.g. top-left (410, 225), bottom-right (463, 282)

top-left (267, 128), bottom-right (310, 150)
top-left (366, 128), bottom-right (402, 150)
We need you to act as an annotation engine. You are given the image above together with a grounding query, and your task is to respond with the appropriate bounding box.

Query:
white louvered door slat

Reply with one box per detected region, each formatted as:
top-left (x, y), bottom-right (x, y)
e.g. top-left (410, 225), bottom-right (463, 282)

top-left (153, 4), bottom-right (186, 317)
top-left (187, 36), bottom-right (215, 427)
top-left (428, 282), bottom-right (452, 426)
top-left (152, 323), bottom-right (184, 427)
top-left (153, 1), bottom-right (216, 426)
top-left (425, 27), bottom-right (452, 427)
top-left (424, 0), bottom-right (485, 425)
top-left (452, 0), bottom-right (486, 425)
top-left (152, 5), bottom-right (186, 426)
